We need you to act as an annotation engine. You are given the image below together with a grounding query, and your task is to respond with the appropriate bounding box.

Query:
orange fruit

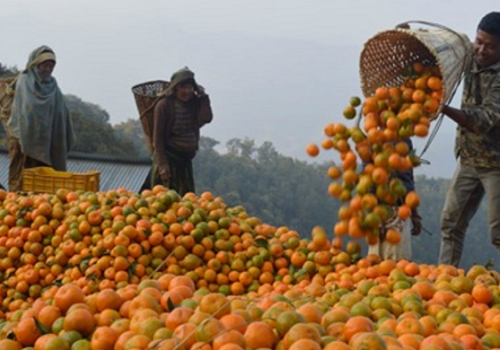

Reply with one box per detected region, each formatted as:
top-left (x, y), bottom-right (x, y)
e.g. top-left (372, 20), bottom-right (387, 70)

top-left (283, 323), bottom-right (322, 350)
top-left (460, 334), bottom-right (484, 350)
top-left (54, 283), bottom-right (85, 313)
top-left (343, 316), bottom-right (375, 342)
top-left (323, 341), bottom-right (351, 350)
top-left (306, 143), bottom-right (320, 157)
top-left (404, 191), bottom-right (420, 209)
top-left (427, 76), bottom-right (443, 91)
top-left (15, 317), bottom-right (42, 347)
top-left (472, 284), bottom-right (493, 304)
top-left (397, 205), bottom-right (412, 220)
top-left (173, 323), bottom-right (197, 349)
top-left (297, 303), bottom-right (323, 324)
top-left (213, 329), bottom-right (246, 350)
top-left (199, 293), bottom-right (231, 319)
top-left (90, 326), bottom-right (118, 350)
top-left (166, 306), bottom-right (194, 331)
top-left (220, 313), bottom-right (248, 334)
top-left (217, 344), bottom-right (244, 350)
top-left (411, 89), bottom-right (426, 103)
top-left (0, 339), bottom-right (22, 350)
top-left (289, 338), bottom-right (322, 350)
top-left (414, 123), bottom-right (429, 137)
top-left (244, 321), bottom-right (277, 349)
top-left (385, 229), bottom-right (401, 245)
top-left (395, 317), bottom-right (424, 336)
top-left (96, 289), bottom-right (123, 312)
top-left (327, 166), bottom-right (342, 179)
top-left (63, 308), bottom-right (96, 337)
top-left (195, 318), bottom-right (224, 343)
top-left (38, 305), bottom-right (62, 329)
top-left (344, 105), bottom-right (357, 119)
top-left (350, 332), bottom-right (388, 350)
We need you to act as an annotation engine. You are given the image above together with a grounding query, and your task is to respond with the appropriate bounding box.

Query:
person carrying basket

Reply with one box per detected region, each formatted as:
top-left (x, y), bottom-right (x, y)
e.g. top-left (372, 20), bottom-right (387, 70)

top-left (150, 67), bottom-right (213, 196)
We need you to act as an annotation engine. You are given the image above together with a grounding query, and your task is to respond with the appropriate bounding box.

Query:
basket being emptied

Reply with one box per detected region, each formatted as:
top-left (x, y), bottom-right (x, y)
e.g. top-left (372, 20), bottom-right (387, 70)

top-left (359, 22), bottom-right (472, 120)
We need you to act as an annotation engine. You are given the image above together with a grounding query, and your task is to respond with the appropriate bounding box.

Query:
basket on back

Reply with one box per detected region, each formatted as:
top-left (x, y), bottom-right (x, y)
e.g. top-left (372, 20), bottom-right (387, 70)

top-left (131, 80), bottom-right (169, 153)
top-left (0, 76), bottom-right (17, 136)
top-left (359, 21), bottom-right (472, 119)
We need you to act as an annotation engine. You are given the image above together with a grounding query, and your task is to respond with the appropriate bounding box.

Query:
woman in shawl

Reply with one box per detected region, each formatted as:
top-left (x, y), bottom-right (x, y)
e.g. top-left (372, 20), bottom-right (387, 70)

top-left (151, 67), bottom-right (213, 195)
top-left (6, 46), bottom-right (74, 191)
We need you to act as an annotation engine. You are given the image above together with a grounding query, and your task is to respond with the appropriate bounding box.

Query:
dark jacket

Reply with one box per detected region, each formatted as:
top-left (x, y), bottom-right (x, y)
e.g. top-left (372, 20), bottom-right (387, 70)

top-left (152, 94), bottom-right (213, 175)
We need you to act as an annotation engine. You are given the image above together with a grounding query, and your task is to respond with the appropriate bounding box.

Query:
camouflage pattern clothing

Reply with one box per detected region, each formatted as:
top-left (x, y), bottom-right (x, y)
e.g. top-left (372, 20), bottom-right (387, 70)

top-left (455, 58), bottom-right (500, 167)
top-left (439, 58), bottom-right (500, 267)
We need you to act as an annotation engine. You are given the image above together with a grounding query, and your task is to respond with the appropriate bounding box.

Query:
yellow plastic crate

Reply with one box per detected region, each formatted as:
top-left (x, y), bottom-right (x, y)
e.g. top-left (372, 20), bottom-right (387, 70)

top-left (22, 167), bottom-right (100, 193)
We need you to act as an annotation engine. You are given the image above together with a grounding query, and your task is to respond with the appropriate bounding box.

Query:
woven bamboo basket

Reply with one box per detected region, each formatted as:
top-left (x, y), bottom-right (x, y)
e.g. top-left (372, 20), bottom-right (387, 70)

top-left (0, 76), bottom-right (17, 133)
top-left (360, 21), bottom-right (472, 119)
top-left (131, 80), bottom-right (169, 153)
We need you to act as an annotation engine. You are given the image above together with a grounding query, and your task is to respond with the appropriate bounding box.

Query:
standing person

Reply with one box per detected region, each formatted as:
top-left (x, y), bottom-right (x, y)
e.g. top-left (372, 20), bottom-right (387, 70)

top-left (439, 12), bottom-right (500, 266)
top-left (151, 67), bottom-right (213, 196)
top-left (368, 139), bottom-right (421, 261)
top-left (6, 45), bottom-right (74, 191)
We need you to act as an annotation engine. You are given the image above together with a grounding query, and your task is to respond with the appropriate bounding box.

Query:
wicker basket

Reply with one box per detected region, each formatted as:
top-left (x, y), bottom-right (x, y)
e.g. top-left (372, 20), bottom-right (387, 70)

top-left (131, 80), bottom-right (169, 153)
top-left (0, 76), bottom-right (17, 133)
top-left (360, 21), bottom-right (471, 119)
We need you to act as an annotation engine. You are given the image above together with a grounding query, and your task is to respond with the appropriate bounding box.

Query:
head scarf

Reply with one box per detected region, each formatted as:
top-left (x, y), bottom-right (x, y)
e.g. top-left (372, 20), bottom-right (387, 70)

top-left (7, 45), bottom-right (74, 170)
top-left (163, 67), bottom-right (201, 96)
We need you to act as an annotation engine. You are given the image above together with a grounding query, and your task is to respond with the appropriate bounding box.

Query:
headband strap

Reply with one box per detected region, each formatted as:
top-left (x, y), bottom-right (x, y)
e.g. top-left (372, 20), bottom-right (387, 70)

top-left (30, 52), bottom-right (56, 68)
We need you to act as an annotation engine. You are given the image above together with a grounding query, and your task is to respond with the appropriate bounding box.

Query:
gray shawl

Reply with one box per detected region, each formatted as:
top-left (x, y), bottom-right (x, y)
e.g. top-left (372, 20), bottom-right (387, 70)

top-left (7, 45), bottom-right (74, 170)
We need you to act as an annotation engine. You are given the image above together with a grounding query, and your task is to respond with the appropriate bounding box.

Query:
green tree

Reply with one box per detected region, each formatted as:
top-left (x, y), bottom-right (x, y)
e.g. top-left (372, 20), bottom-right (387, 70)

top-left (113, 118), bottom-right (150, 158)
top-left (0, 63), bottom-right (17, 78)
top-left (65, 95), bottom-right (140, 158)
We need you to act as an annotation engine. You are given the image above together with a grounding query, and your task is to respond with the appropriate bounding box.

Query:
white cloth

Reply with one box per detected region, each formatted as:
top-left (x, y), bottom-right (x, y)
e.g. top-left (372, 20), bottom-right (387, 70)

top-left (368, 218), bottom-right (412, 261)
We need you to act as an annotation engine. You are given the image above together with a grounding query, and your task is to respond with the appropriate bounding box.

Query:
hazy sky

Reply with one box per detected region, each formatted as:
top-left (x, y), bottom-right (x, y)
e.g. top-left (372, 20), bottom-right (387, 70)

top-left (1, 0), bottom-right (497, 177)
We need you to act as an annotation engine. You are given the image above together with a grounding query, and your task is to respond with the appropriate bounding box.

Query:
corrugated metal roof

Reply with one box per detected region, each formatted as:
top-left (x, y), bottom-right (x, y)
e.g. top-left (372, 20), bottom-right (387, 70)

top-left (0, 148), bottom-right (151, 193)
top-left (67, 159), bottom-right (150, 192)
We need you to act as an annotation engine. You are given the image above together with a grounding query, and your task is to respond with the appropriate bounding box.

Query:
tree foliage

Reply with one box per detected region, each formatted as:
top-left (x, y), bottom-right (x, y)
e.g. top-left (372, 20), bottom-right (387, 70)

top-left (65, 95), bottom-right (144, 158)
top-left (0, 63), bottom-right (18, 78)
top-left (113, 119), bottom-right (150, 158)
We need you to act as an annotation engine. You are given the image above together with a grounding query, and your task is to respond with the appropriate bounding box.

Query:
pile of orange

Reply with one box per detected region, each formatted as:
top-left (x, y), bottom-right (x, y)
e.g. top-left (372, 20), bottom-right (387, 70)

top-left (0, 169), bottom-right (498, 350)
top-left (0, 184), bottom-right (362, 316)
top-left (2, 61), bottom-right (500, 350)
top-left (0, 184), bottom-right (498, 350)
top-left (307, 62), bottom-right (443, 245)
top-left (1, 249), bottom-right (500, 350)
